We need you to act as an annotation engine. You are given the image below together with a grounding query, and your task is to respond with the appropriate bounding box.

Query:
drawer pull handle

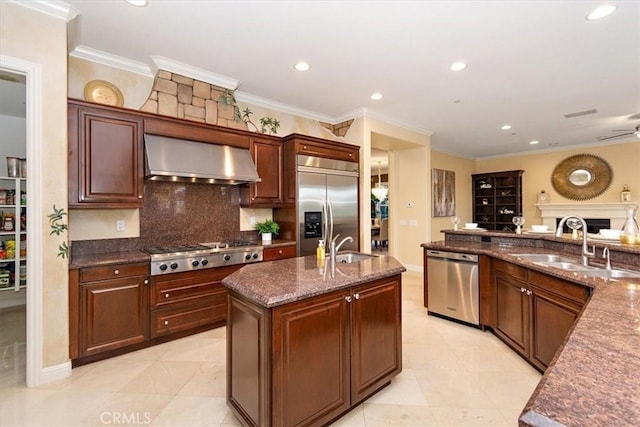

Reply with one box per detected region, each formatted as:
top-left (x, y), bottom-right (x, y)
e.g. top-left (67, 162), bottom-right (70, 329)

top-left (526, 290), bottom-right (532, 296)
top-left (138, 195), bottom-right (143, 199)
top-left (165, 293), bottom-right (170, 298)
top-left (164, 320), bottom-right (169, 325)
top-left (520, 287), bottom-right (526, 293)
top-left (303, 145), bottom-right (307, 149)
top-left (354, 293), bottom-right (360, 300)
top-left (144, 279), bottom-right (149, 285)
top-left (345, 296), bottom-right (352, 303)
top-left (114, 269), bottom-right (120, 275)
top-left (278, 250), bottom-right (283, 254)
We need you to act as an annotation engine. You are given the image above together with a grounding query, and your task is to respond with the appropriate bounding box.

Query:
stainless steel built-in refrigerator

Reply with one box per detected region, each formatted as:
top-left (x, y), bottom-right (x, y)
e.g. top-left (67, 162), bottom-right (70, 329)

top-left (297, 155), bottom-right (359, 256)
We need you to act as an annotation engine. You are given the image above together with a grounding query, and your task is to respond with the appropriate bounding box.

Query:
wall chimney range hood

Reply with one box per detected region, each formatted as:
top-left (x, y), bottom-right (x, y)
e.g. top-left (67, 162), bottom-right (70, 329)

top-left (144, 134), bottom-right (261, 185)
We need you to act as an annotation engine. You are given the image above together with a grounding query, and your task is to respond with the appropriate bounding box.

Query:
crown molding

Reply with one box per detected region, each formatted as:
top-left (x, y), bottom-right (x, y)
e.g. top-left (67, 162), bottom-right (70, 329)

top-left (150, 56), bottom-right (239, 90)
top-left (70, 45), bottom-right (154, 77)
top-left (10, 0), bottom-right (78, 21)
top-left (234, 91), bottom-right (334, 123)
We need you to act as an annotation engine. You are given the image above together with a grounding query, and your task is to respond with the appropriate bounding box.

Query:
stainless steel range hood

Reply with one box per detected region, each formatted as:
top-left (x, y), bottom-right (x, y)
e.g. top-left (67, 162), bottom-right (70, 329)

top-left (144, 134), bottom-right (261, 184)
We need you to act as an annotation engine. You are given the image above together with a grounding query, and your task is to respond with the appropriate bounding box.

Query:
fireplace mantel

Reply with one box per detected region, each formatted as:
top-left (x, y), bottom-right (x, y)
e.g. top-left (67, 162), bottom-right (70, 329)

top-left (536, 202), bottom-right (634, 229)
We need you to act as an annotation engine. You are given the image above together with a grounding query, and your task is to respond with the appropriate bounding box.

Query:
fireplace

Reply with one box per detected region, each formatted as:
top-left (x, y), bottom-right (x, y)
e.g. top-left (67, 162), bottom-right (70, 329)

top-left (536, 202), bottom-right (632, 231)
top-left (555, 218), bottom-right (610, 234)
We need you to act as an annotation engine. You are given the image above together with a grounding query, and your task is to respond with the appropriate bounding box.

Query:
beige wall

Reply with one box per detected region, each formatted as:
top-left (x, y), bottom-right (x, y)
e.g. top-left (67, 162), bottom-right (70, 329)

top-left (1, 3), bottom-right (70, 368)
top-left (476, 141), bottom-right (640, 225)
top-left (430, 150), bottom-right (475, 242)
top-left (362, 119), bottom-right (431, 270)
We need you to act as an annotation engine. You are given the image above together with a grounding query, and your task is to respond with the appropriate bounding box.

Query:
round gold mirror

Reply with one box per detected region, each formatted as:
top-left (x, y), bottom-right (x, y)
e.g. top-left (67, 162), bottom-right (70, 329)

top-left (551, 154), bottom-right (612, 200)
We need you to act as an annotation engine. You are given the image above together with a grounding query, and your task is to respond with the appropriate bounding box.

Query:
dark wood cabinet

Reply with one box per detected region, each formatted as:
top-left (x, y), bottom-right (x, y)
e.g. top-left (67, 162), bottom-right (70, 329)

top-left (150, 265), bottom-right (240, 338)
top-left (241, 136), bottom-right (284, 207)
top-left (262, 245), bottom-right (296, 261)
top-left (77, 262), bottom-right (149, 357)
top-left (68, 100), bottom-right (144, 208)
top-left (492, 259), bottom-right (589, 371)
top-left (472, 170), bottom-right (523, 231)
top-left (227, 274), bottom-right (402, 427)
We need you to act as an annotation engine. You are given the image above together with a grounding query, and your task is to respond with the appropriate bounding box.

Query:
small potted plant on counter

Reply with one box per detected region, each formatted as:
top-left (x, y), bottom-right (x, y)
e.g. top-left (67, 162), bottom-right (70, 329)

top-left (255, 219), bottom-right (279, 243)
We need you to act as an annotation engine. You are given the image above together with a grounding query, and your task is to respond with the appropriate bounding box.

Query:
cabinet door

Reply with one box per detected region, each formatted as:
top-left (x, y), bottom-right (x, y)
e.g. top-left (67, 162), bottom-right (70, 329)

top-left (70, 103), bottom-right (144, 207)
top-left (494, 271), bottom-right (529, 357)
top-left (80, 276), bottom-right (148, 356)
top-left (350, 277), bottom-right (402, 403)
top-left (529, 287), bottom-right (582, 370)
top-left (272, 290), bottom-right (351, 427)
top-left (242, 137), bottom-right (283, 206)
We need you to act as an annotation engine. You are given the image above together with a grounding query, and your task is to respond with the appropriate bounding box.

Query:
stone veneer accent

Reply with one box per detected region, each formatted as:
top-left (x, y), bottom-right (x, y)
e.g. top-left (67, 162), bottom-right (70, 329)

top-left (320, 119), bottom-right (354, 137)
top-left (140, 70), bottom-right (249, 131)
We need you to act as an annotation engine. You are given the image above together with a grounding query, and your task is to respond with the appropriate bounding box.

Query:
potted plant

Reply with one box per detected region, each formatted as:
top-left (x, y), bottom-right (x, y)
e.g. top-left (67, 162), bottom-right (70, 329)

top-left (255, 219), bottom-right (279, 243)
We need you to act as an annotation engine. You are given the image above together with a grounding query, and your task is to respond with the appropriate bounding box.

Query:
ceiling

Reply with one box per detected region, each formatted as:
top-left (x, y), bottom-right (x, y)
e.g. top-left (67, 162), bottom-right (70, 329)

top-left (6, 1), bottom-right (640, 158)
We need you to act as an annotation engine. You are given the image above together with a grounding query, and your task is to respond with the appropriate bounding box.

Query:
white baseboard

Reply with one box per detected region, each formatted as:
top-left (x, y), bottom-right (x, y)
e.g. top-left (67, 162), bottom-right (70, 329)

top-left (402, 264), bottom-right (423, 273)
top-left (36, 360), bottom-right (72, 386)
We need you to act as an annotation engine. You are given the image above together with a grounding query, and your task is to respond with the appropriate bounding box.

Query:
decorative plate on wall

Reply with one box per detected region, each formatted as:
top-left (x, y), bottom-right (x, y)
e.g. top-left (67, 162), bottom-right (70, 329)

top-left (83, 80), bottom-right (124, 107)
top-left (551, 154), bottom-right (613, 200)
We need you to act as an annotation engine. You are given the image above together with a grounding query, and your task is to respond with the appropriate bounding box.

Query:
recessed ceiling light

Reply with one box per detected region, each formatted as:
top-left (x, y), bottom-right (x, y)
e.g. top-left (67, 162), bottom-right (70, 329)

top-left (586, 5), bottom-right (617, 20)
top-left (125, 0), bottom-right (148, 6)
top-left (294, 62), bottom-right (310, 72)
top-left (370, 93), bottom-right (383, 101)
top-left (501, 125), bottom-right (512, 130)
top-left (449, 62), bottom-right (467, 71)
top-left (529, 140), bottom-right (540, 145)
top-left (453, 99), bottom-right (462, 104)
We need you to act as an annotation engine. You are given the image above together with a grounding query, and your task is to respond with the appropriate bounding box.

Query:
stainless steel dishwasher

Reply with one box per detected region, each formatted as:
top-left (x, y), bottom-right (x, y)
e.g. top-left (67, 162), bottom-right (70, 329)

top-left (426, 250), bottom-right (479, 326)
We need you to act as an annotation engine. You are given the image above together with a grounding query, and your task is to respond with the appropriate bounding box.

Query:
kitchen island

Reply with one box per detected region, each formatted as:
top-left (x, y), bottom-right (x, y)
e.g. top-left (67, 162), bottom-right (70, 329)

top-left (423, 230), bottom-right (640, 426)
top-left (222, 254), bottom-right (406, 427)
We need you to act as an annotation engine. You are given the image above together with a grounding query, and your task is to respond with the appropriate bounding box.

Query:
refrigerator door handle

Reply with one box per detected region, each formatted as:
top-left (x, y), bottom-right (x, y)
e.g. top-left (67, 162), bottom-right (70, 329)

top-left (322, 201), bottom-right (328, 248)
top-left (327, 199), bottom-right (334, 248)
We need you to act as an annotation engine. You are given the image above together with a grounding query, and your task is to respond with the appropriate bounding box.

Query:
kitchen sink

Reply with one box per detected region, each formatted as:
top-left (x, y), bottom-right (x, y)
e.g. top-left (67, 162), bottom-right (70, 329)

top-left (571, 269), bottom-right (640, 279)
top-left (513, 254), bottom-right (579, 264)
top-left (536, 261), bottom-right (597, 271)
top-left (334, 252), bottom-right (377, 264)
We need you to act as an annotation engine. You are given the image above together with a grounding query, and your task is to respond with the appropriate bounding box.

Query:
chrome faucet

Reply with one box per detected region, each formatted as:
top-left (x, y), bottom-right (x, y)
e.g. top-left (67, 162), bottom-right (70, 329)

top-left (602, 247), bottom-right (612, 270)
top-left (555, 215), bottom-right (595, 267)
top-left (330, 234), bottom-right (354, 264)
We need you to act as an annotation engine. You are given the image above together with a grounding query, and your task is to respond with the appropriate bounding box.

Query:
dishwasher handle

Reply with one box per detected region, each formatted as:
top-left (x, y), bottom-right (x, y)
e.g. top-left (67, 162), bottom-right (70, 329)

top-left (427, 250), bottom-right (478, 263)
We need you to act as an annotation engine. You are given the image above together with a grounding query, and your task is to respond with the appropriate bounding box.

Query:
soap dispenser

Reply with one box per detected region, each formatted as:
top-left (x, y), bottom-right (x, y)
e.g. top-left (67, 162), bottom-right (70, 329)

top-left (317, 240), bottom-right (325, 265)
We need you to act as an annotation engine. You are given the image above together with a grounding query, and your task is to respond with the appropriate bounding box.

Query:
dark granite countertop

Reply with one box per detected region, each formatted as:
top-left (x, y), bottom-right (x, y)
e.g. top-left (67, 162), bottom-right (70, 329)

top-left (222, 254), bottom-right (406, 308)
top-left (422, 231), bottom-right (640, 426)
top-left (69, 250), bottom-right (150, 269)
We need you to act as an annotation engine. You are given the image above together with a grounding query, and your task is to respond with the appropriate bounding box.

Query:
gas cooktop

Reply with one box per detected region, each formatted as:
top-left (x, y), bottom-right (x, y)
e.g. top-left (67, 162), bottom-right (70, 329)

top-left (144, 241), bottom-right (263, 275)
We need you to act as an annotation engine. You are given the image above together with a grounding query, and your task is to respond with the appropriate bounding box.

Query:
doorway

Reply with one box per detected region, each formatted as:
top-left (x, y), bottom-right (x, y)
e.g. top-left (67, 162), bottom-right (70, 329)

top-left (371, 149), bottom-right (388, 253)
top-left (0, 68), bottom-right (27, 387)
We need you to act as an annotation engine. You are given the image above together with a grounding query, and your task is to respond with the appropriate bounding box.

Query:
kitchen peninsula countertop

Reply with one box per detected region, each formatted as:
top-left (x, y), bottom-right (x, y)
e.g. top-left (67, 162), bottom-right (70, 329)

top-left (222, 254), bottom-right (406, 308)
top-left (422, 230), bottom-right (640, 426)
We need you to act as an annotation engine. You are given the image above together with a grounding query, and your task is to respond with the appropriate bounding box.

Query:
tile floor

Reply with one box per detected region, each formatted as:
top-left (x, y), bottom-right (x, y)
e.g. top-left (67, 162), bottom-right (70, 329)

top-left (0, 271), bottom-right (541, 426)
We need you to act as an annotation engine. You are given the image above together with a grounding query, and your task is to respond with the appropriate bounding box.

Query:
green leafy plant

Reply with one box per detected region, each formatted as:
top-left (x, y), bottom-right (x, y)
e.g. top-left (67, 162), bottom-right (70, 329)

top-left (255, 219), bottom-right (280, 235)
top-left (220, 90), bottom-right (280, 135)
top-left (47, 204), bottom-right (69, 259)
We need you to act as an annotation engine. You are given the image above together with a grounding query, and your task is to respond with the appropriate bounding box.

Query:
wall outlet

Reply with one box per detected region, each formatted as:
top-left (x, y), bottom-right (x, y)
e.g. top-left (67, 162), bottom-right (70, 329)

top-left (116, 220), bottom-right (125, 232)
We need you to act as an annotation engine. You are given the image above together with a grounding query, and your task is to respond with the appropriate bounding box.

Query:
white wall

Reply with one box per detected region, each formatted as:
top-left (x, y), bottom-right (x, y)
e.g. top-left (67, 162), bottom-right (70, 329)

top-left (0, 114), bottom-right (26, 176)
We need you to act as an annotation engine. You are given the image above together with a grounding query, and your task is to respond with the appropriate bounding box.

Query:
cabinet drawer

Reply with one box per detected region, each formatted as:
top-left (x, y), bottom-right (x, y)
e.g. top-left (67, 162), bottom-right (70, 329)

top-left (80, 262), bottom-right (149, 282)
top-left (529, 270), bottom-right (590, 304)
top-left (150, 299), bottom-right (226, 338)
top-left (151, 281), bottom-right (225, 309)
top-left (493, 259), bottom-right (527, 281)
top-left (263, 245), bottom-right (296, 261)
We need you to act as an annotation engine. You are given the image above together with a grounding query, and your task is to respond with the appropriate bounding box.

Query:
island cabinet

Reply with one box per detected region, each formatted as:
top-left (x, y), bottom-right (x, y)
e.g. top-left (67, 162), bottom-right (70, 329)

top-left (240, 136), bottom-right (284, 207)
top-left (227, 274), bottom-right (402, 427)
top-left (68, 99), bottom-right (145, 208)
top-left (493, 259), bottom-right (590, 371)
top-left (70, 262), bottom-right (150, 360)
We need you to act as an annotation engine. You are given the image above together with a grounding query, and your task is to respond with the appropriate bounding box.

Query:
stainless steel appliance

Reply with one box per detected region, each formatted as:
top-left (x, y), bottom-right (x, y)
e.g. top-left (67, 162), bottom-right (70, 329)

top-left (426, 250), bottom-right (479, 326)
top-left (144, 241), bottom-right (263, 276)
top-left (297, 155), bottom-right (359, 256)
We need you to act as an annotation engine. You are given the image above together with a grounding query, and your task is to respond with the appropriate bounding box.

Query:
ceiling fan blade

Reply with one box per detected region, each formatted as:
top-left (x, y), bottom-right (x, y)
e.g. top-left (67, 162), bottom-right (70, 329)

top-left (598, 132), bottom-right (634, 141)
